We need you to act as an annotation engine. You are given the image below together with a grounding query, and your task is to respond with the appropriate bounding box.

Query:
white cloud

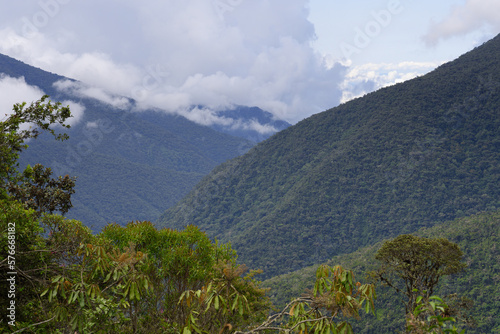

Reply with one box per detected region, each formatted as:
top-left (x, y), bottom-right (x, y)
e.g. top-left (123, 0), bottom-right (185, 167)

top-left (0, 0), bottom-right (348, 124)
top-left (61, 100), bottom-right (85, 126)
top-left (54, 80), bottom-right (131, 110)
top-left (179, 106), bottom-right (230, 127)
top-left (423, 0), bottom-right (500, 46)
top-left (0, 75), bottom-right (84, 130)
top-left (236, 119), bottom-right (278, 135)
top-left (85, 121), bottom-right (99, 129)
top-left (340, 61), bottom-right (440, 103)
top-left (0, 75), bottom-right (45, 121)
top-left (177, 106), bottom-right (278, 135)
top-left (0, 28), bottom-right (143, 98)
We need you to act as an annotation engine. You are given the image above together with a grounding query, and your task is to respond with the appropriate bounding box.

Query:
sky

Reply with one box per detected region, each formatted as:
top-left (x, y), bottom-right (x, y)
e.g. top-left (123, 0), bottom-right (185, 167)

top-left (0, 0), bottom-right (499, 128)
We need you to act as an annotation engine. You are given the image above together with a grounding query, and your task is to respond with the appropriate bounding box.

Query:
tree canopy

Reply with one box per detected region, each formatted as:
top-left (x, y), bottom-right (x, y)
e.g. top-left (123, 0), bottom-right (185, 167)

top-left (371, 235), bottom-right (466, 316)
top-left (1, 95), bottom-right (75, 211)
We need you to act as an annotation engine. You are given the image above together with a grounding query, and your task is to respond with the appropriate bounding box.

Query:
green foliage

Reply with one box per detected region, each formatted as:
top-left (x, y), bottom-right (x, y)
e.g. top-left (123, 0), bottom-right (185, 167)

top-left (179, 263), bottom-right (271, 333)
top-left (371, 235), bottom-right (466, 314)
top-left (39, 240), bottom-right (148, 333)
top-left (1, 95), bottom-right (72, 201)
top-left (8, 163), bottom-right (75, 215)
top-left (407, 292), bottom-right (465, 334)
top-left (1, 203), bottom-right (266, 333)
top-left (0, 199), bottom-right (45, 328)
top-left (263, 211), bottom-right (500, 333)
top-left (228, 265), bottom-right (375, 333)
top-left (0, 201), bottom-right (99, 333)
top-left (99, 221), bottom-right (260, 332)
top-left (159, 33), bottom-right (500, 279)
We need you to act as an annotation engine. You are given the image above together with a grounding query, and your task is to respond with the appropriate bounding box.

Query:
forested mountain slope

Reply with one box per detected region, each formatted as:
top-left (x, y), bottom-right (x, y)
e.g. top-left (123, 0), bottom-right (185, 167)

top-left (0, 54), bottom-right (253, 230)
top-left (263, 210), bottom-right (500, 333)
top-left (159, 33), bottom-right (500, 278)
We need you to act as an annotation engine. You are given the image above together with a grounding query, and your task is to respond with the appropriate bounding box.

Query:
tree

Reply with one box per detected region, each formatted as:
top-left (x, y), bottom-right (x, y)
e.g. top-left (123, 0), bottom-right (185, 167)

top-left (1, 96), bottom-right (78, 332)
top-left (179, 262), bottom-right (271, 333)
top-left (8, 164), bottom-right (75, 215)
top-left (370, 235), bottom-right (466, 316)
top-left (40, 229), bottom-right (152, 333)
top-left (181, 264), bottom-right (376, 333)
top-left (1, 95), bottom-right (75, 211)
top-left (99, 221), bottom-right (264, 333)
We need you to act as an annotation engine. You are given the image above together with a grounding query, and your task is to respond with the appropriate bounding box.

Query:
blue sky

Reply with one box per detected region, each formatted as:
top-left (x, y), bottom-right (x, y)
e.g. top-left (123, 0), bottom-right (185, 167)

top-left (310, 0), bottom-right (496, 64)
top-left (0, 0), bottom-right (499, 127)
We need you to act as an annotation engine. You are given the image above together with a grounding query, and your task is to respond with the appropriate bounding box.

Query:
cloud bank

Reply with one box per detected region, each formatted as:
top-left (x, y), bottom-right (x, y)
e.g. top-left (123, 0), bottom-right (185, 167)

top-left (54, 80), bottom-right (131, 110)
top-left (0, 74), bottom-right (85, 127)
top-left (0, 0), bottom-right (348, 124)
top-left (0, 1), bottom-right (457, 125)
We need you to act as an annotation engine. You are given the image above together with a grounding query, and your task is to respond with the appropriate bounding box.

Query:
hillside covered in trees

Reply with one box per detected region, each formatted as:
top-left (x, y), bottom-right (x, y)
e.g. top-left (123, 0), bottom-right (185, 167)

top-left (263, 210), bottom-right (500, 333)
top-left (2, 25), bottom-right (500, 334)
top-left (158, 33), bottom-right (500, 278)
top-left (0, 53), bottom-right (256, 230)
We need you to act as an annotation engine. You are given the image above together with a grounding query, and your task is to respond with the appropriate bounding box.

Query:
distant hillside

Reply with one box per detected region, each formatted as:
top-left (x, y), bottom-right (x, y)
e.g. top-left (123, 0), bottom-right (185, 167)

top-left (208, 106), bottom-right (291, 142)
top-left (0, 54), bottom-right (255, 230)
top-left (263, 210), bottom-right (500, 333)
top-left (158, 34), bottom-right (500, 278)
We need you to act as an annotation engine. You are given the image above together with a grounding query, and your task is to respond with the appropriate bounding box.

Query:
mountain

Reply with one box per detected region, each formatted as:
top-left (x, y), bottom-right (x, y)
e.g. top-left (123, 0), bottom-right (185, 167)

top-left (208, 106), bottom-right (291, 142)
top-left (0, 53), bottom-right (259, 230)
top-left (263, 210), bottom-right (500, 333)
top-left (158, 34), bottom-right (500, 278)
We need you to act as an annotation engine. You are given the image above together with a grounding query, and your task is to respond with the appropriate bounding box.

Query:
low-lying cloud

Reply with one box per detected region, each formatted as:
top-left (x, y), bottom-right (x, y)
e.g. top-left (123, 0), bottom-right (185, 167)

top-left (340, 62), bottom-right (441, 103)
top-left (54, 80), bottom-right (131, 110)
top-left (0, 75), bottom-right (45, 118)
top-left (0, 74), bottom-right (85, 128)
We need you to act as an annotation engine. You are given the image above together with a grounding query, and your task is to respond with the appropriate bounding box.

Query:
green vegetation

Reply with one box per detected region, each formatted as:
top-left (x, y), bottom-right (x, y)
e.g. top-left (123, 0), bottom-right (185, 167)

top-left (2, 95), bottom-right (479, 334)
top-left (407, 293), bottom-right (465, 334)
top-left (3, 33), bottom-right (500, 334)
top-left (371, 235), bottom-right (466, 315)
top-left (159, 33), bottom-right (500, 279)
top-left (1, 198), bottom-right (267, 333)
top-left (0, 100), bottom-right (264, 332)
top-left (263, 211), bottom-right (500, 333)
top-left (0, 52), bottom-right (254, 230)
top-left (181, 264), bottom-right (376, 334)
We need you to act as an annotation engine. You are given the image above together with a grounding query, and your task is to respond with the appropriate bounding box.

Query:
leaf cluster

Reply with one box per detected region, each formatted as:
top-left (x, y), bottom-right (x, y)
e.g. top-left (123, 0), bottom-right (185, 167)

top-left (372, 235), bottom-right (466, 314)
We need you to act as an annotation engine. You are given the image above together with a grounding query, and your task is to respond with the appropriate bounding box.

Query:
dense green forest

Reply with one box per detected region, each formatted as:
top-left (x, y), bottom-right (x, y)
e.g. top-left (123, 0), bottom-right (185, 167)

top-left (0, 99), bottom-right (409, 333)
top-left (0, 53), bottom-right (255, 230)
top-left (263, 210), bottom-right (500, 333)
top-left (158, 33), bottom-right (500, 278)
top-left (2, 31), bottom-right (500, 334)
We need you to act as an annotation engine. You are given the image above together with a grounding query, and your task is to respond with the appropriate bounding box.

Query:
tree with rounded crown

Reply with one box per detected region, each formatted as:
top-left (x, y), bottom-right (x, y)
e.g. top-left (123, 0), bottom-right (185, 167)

top-left (370, 234), bottom-right (466, 317)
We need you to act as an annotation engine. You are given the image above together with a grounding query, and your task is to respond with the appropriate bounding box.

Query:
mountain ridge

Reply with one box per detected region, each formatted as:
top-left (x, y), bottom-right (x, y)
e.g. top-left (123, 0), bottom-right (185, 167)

top-left (0, 53), bottom-right (262, 229)
top-left (158, 33), bottom-right (500, 278)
